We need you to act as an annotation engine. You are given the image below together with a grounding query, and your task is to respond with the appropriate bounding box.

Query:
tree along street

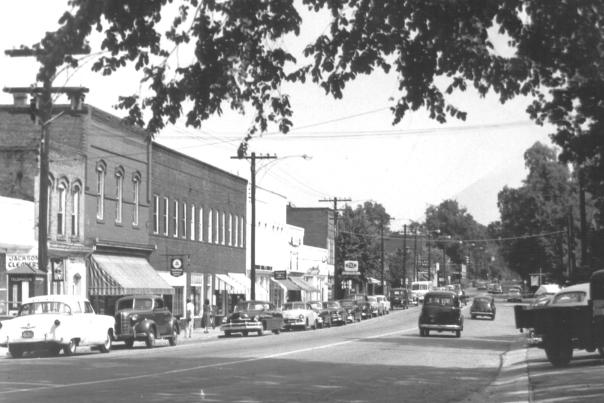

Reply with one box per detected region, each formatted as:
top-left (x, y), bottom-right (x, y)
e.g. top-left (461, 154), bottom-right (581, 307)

top-left (0, 301), bottom-right (522, 402)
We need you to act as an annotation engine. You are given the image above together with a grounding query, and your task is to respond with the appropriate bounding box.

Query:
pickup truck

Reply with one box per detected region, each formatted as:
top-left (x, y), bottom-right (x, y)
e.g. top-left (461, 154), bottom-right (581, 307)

top-left (515, 270), bottom-right (604, 367)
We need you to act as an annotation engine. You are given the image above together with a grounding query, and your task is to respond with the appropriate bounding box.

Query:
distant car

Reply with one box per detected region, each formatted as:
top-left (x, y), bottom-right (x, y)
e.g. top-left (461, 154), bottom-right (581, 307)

top-left (374, 295), bottom-right (390, 314)
top-left (338, 299), bottom-right (363, 323)
top-left (390, 288), bottom-right (410, 309)
top-left (506, 289), bottom-right (523, 303)
top-left (488, 284), bottom-right (503, 294)
top-left (366, 296), bottom-right (384, 317)
top-left (0, 295), bottom-right (114, 358)
top-left (359, 300), bottom-right (373, 319)
top-left (470, 295), bottom-right (496, 320)
top-left (113, 295), bottom-right (180, 348)
top-left (418, 291), bottom-right (464, 338)
top-left (220, 301), bottom-right (283, 337)
top-left (282, 301), bottom-right (320, 330)
top-left (318, 301), bottom-right (346, 327)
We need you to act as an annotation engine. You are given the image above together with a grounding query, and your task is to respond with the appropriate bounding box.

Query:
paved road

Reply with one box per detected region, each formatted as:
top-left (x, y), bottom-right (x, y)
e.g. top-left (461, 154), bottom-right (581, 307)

top-left (0, 303), bottom-right (523, 403)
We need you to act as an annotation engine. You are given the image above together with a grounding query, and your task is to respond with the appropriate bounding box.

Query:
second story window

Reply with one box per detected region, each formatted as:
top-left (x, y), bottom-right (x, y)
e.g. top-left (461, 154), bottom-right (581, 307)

top-left (181, 201), bottom-right (187, 239)
top-left (115, 168), bottom-right (124, 224)
top-left (71, 184), bottom-right (80, 237)
top-left (208, 209), bottom-right (213, 243)
top-left (214, 210), bottom-right (220, 244)
top-left (132, 174), bottom-right (140, 226)
top-left (172, 200), bottom-right (179, 238)
top-left (163, 197), bottom-right (169, 236)
top-left (234, 214), bottom-right (238, 247)
top-left (152, 195), bottom-right (159, 234)
top-left (190, 204), bottom-right (195, 240)
top-left (198, 207), bottom-right (204, 242)
top-left (228, 213), bottom-right (232, 246)
top-left (96, 162), bottom-right (106, 220)
top-left (57, 182), bottom-right (66, 236)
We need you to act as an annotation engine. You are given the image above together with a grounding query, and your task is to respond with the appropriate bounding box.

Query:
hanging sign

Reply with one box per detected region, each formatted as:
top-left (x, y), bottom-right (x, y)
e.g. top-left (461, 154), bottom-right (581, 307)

top-left (170, 257), bottom-right (185, 277)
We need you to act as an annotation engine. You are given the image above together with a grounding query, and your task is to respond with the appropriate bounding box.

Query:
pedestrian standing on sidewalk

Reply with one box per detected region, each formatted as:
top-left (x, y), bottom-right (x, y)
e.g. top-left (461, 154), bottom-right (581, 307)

top-left (203, 299), bottom-right (211, 334)
top-left (185, 298), bottom-right (194, 338)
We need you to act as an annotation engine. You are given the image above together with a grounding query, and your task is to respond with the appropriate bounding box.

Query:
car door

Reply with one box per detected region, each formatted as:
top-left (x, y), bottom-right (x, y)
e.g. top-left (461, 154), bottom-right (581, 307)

top-left (153, 297), bottom-right (170, 335)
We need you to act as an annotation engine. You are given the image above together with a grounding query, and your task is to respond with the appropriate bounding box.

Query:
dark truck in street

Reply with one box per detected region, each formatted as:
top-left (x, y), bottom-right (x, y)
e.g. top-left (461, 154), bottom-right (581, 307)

top-left (515, 270), bottom-right (604, 367)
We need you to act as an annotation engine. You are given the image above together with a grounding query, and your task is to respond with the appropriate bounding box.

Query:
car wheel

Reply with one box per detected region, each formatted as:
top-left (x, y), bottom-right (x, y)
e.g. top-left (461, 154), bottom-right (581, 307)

top-left (597, 347), bottom-right (604, 358)
top-left (419, 329), bottom-right (424, 337)
top-left (145, 329), bottom-right (156, 348)
top-left (242, 331), bottom-right (249, 337)
top-left (257, 329), bottom-right (263, 336)
top-left (272, 328), bottom-right (281, 335)
top-left (124, 338), bottom-right (135, 348)
top-left (169, 327), bottom-right (178, 346)
top-left (49, 345), bottom-right (62, 356)
top-left (304, 319), bottom-right (309, 331)
top-left (544, 334), bottom-right (573, 367)
top-left (455, 330), bottom-right (461, 338)
top-left (63, 339), bottom-right (77, 356)
top-left (491, 315), bottom-right (495, 321)
top-left (99, 332), bottom-right (112, 353)
top-left (471, 315), bottom-right (475, 319)
top-left (313, 320), bottom-right (319, 330)
top-left (9, 346), bottom-right (24, 358)
top-left (224, 331), bottom-right (232, 337)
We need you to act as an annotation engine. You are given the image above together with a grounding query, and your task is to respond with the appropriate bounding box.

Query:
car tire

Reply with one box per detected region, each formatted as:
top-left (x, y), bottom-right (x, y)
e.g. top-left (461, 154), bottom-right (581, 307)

top-left (224, 331), bottom-right (232, 337)
top-left (272, 328), bottom-right (281, 335)
top-left (124, 338), bottom-right (135, 348)
top-left (455, 330), bottom-right (461, 338)
top-left (49, 345), bottom-right (62, 356)
top-left (419, 329), bottom-right (424, 337)
top-left (491, 315), bottom-right (495, 321)
top-left (598, 347), bottom-right (604, 358)
top-left (169, 327), bottom-right (178, 346)
top-left (257, 329), bottom-right (263, 336)
top-left (145, 329), bottom-right (156, 348)
top-left (544, 334), bottom-right (573, 367)
top-left (471, 315), bottom-right (475, 319)
top-left (242, 331), bottom-right (249, 337)
top-left (63, 339), bottom-right (77, 356)
top-left (304, 319), bottom-right (309, 331)
top-left (9, 346), bottom-right (24, 358)
top-left (99, 332), bottom-right (112, 353)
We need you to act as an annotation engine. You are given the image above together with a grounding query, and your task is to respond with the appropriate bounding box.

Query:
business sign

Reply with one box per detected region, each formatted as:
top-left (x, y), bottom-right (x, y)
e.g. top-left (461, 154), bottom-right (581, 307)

top-left (6, 254), bottom-right (38, 271)
top-left (274, 270), bottom-right (287, 280)
top-left (170, 257), bottom-right (185, 277)
top-left (52, 259), bottom-right (65, 282)
top-left (342, 260), bottom-right (360, 275)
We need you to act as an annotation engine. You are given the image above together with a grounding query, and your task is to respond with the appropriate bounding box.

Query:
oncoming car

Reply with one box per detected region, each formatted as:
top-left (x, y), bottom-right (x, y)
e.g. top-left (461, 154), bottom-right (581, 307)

top-left (0, 295), bottom-right (115, 358)
top-left (418, 291), bottom-right (463, 338)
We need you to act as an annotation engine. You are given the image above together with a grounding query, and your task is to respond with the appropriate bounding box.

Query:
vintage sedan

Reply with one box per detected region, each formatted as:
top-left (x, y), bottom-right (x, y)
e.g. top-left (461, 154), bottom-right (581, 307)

top-left (418, 291), bottom-right (464, 337)
top-left (0, 295), bottom-right (115, 358)
top-left (470, 295), bottom-right (496, 320)
top-left (338, 299), bottom-right (363, 323)
top-left (319, 301), bottom-right (347, 326)
top-left (282, 301), bottom-right (320, 330)
top-left (367, 296), bottom-right (384, 316)
top-left (375, 295), bottom-right (391, 314)
top-left (220, 300), bottom-right (283, 337)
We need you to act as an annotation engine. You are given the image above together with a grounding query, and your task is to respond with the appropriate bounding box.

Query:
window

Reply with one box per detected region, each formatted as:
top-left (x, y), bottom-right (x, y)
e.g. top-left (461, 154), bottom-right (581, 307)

top-left (208, 209), bottom-right (213, 243)
top-left (234, 214), bottom-right (239, 247)
top-left (181, 201), bottom-right (187, 239)
top-left (221, 212), bottom-right (226, 245)
top-left (198, 207), bottom-right (204, 242)
top-left (190, 204), bottom-right (196, 240)
top-left (172, 200), bottom-right (179, 238)
top-left (96, 162), bottom-right (106, 220)
top-left (240, 216), bottom-right (245, 247)
top-left (214, 210), bottom-right (219, 244)
top-left (228, 213), bottom-right (232, 246)
top-left (115, 168), bottom-right (123, 224)
top-left (132, 174), bottom-right (140, 226)
top-left (163, 197), bottom-right (169, 236)
top-left (152, 195), bottom-right (159, 234)
top-left (71, 184), bottom-right (80, 236)
top-left (57, 182), bottom-right (66, 235)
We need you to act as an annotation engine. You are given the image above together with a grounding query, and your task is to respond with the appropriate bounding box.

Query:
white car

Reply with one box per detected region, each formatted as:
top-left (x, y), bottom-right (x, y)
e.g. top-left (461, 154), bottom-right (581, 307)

top-left (0, 295), bottom-right (115, 358)
top-left (281, 301), bottom-right (320, 330)
top-left (374, 295), bottom-right (391, 314)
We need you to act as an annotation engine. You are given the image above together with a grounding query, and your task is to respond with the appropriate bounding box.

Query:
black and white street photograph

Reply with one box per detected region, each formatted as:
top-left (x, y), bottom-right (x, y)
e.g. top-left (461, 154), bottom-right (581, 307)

top-left (1, 1), bottom-right (603, 402)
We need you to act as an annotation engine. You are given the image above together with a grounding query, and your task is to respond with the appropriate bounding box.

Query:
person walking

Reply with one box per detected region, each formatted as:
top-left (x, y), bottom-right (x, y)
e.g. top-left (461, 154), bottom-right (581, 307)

top-left (203, 299), bottom-right (211, 334)
top-left (185, 298), bottom-right (194, 338)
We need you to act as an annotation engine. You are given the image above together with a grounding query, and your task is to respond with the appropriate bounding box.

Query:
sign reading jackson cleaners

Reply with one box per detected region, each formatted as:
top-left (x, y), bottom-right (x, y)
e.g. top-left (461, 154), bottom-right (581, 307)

top-left (6, 254), bottom-right (38, 270)
top-left (342, 260), bottom-right (360, 276)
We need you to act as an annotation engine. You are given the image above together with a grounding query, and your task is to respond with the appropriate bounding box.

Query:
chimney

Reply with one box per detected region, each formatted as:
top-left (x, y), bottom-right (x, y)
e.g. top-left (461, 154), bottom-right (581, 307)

top-left (12, 93), bottom-right (28, 106)
top-left (68, 92), bottom-right (85, 110)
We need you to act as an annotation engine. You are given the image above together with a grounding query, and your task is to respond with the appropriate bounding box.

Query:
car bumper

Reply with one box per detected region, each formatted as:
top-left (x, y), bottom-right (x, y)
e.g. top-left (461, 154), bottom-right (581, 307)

top-left (471, 311), bottom-right (494, 316)
top-left (1, 339), bottom-right (63, 349)
top-left (220, 322), bottom-right (262, 332)
top-left (419, 323), bottom-right (462, 331)
top-left (283, 319), bottom-right (306, 328)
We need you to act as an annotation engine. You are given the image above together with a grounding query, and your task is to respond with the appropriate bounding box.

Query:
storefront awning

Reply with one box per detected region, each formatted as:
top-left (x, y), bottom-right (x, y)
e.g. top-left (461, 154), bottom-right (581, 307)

top-left (270, 277), bottom-right (301, 291)
top-left (228, 272), bottom-right (250, 293)
top-left (367, 277), bottom-right (381, 285)
top-left (8, 263), bottom-right (46, 276)
top-left (289, 276), bottom-right (320, 292)
top-left (216, 273), bottom-right (246, 294)
top-left (88, 254), bottom-right (174, 296)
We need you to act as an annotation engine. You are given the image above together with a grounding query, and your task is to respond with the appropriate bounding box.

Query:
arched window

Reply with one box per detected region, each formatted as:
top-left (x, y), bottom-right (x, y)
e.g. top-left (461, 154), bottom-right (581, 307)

top-left (132, 172), bottom-right (141, 226)
top-left (96, 161), bottom-right (106, 220)
top-left (115, 166), bottom-right (124, 224)
top-left (57, 180), bottom-right (67, 236)
top-left (208, 209), bottom-right (213, 243)
top-left (71, 183), bottom-right (81, 237)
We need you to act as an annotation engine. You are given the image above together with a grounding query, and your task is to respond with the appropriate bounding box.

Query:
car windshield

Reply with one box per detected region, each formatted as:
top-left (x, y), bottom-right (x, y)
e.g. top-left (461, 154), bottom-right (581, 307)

top-left (367, 296), bottom-right (377, 302)
top-left (339, 300), bottom-right (355, 307)
top-left (553, 291), bottom-right (586, 304)
top-left (424, 295), bottom-right (454, 306)
top-left (235, 302), bottom-right (267, 312)
top-left (19, 302), bottom-right (71, 316)
top-left (283, 302), bottom-right (306, 310)
top-left (473, 298), bottom-right (491, 306)
top-left (309, 302), bottom-right (322, 310)
top-left (117, 299), bottom-right (133, 310)
top-left (323, 301), bottom-right (340, 309)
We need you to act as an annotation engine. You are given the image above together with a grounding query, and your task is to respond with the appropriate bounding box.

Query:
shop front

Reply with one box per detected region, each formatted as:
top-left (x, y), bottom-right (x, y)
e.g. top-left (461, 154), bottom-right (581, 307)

top-left (5, 254), bottom-right (46, 315)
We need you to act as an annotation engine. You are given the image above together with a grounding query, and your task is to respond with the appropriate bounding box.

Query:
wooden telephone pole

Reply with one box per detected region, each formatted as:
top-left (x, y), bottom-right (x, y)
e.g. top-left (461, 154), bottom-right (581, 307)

top-left (319, 197), bottom-right (351, 300)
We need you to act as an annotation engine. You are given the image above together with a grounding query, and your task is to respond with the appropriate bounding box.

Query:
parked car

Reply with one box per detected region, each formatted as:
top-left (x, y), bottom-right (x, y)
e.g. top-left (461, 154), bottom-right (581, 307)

top-left (113, 295), bottom-right (180, 348)
top-left (220, 300), bottom-right (283, 337)
top-left (488, 283), bottom-right (503, 294)
top-left (359, 300), bottom-right (373, 319)
top-left (319, 301), bottom-right (347, 326)
top-left (470, 295), bottom-right (496, 320)
top-left (375, 295), bottom-right (391, 314)
top-left (282, 301), bottom-right (320, 330)
top-left (366, 296), bottom-right (384, 316)
top-left (0, 295), bottom-right (114, 357)
top-left (338, 299), bottom-right (363, 322)
top-left (418, 291), bottom-right (464, 338)
top-left (506, 288), bottom-right (523, 303)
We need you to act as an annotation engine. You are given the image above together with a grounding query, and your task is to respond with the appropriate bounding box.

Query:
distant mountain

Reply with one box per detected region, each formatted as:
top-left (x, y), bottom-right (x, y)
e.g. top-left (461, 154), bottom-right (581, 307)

top-left (453, 163), bottom-right (527, 226)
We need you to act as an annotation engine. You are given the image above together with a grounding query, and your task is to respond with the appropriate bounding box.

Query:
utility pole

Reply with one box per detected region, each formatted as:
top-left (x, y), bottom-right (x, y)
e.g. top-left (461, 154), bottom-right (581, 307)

top-left (402, 224), bottom-right (407, 288)
top-left (413, 229), bottom-right (418, 282)
top-left (5, 47), bottom-right (88, 295)
top-left (319, 197), bottom-right (351, 300)
top-left (380, 220), bottom-right (385, 293)
top-left (231, 152), bottom-right (276, 299)
top-left (568, 206), bottom-right (575, 281)
top-left (427, 233), bottom-right (432, 282)
top-left (578, 169), bottom-right (587, 267)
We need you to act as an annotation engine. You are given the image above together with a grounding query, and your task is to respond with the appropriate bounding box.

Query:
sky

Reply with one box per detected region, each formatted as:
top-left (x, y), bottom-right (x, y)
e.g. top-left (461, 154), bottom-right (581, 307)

top-left (0, 1), bottom-right (554, 228)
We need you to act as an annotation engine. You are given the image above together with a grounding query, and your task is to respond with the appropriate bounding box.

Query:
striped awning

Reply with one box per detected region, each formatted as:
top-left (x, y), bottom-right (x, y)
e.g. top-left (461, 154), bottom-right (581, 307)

top-left (289, 276), bottom-right (320, 292)
top-left (216, 273), bottom-right (246, 294)
top-left (88, 254), bottom-right (174, 296)
top-left (270, 277), bottom-right (301, 291)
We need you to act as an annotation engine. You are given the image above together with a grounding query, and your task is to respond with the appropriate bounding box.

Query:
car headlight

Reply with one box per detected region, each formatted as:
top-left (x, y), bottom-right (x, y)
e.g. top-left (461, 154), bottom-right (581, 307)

top-left (253, 315), bottom-right (260, 322)
top-left (221, 316), bottom-right (228, 324)
top-left (54, 319), bottom-right (61, 327)
top-left (130, 314), bottom-right (139, 324)
top-left (299, 314), bottom-right (305, 320)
